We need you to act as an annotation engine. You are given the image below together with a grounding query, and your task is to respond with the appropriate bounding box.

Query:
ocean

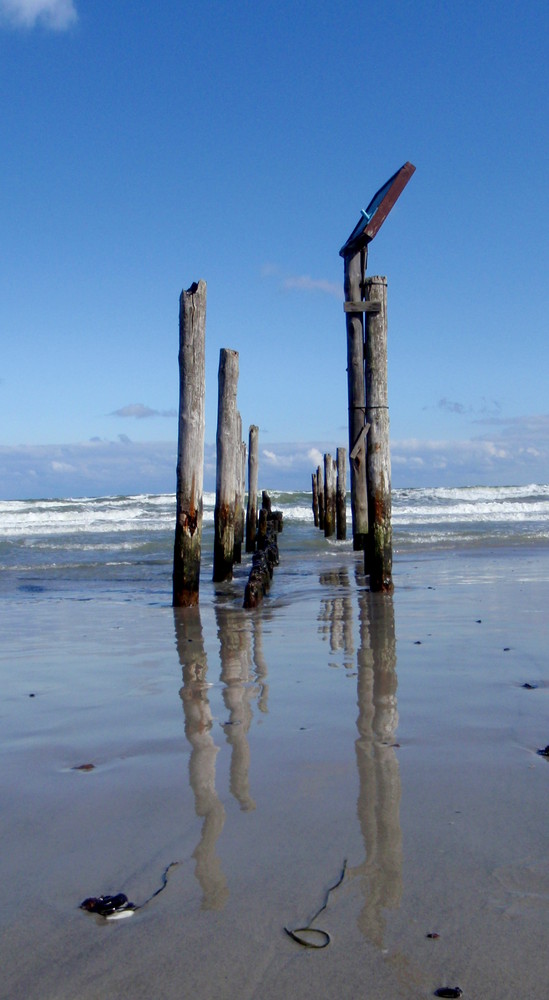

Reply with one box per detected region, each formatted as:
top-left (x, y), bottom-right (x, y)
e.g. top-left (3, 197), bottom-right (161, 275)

top-left (1, 484), bottom-right (549, 601)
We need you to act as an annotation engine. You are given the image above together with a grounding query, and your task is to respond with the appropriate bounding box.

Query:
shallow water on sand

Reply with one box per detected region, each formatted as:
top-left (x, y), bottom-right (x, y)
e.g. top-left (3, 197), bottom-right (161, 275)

top-left (2, 541), bottom-right (549, 999)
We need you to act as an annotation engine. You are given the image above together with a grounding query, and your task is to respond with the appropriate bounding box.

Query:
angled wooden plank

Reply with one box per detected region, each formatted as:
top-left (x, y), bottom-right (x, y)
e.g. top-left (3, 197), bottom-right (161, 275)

top-left (339, 161), bottom-right (415, 258)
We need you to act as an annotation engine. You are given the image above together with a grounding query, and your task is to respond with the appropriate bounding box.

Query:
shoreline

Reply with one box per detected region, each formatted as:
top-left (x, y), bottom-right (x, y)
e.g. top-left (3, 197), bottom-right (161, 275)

top-left (1, 544), bottom-right (549, 998)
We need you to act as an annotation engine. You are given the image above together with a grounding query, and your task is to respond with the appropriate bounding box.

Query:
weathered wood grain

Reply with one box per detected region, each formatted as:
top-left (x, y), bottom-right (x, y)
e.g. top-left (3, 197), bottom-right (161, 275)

top-left (173, 280), bottom-right (206, 607)
top-left (364, 276), bottom-right (393, 593)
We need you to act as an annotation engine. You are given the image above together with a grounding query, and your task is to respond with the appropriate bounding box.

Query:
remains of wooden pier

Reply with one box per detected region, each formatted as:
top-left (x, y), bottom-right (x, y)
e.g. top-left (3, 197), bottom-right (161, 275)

top-left (173, 163), bottom-right (413, 605)
top-left (311, 448), bottom-right (347, 541)
top-left (339, 162), bottom-right (415, 592)
top-left (173, 293), bottom-right (282, 607)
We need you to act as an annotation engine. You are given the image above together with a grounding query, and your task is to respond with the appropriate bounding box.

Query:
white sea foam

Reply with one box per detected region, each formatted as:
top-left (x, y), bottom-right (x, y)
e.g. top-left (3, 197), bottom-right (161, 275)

top-left (1, 486), bottom-right (549, 545)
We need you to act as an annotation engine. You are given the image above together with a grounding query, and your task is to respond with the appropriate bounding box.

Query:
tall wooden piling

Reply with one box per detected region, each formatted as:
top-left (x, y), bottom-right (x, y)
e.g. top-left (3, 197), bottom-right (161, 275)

top-left (213, 348), bottom-right (239, 582)
top-left (324, 453), bottom-right (336, 537)
top-left (336, 447), bottom-right (347, 541)
top-left (364, 276), bottom-right (393, 593)
top-left (173, 281), bottom-right (207, 607)
top-left (234, 413), bottom-right (244, 564)
top-left (311, 471), bottom-right (319, 527)
top-left (317, 464), bottom-right (325, 530)
top-left (344, 250), bottom-right (369, 550)
top-left (239, 439), bottom-right (247, 556)
top-left (246, 425), bottom-right (259, 552)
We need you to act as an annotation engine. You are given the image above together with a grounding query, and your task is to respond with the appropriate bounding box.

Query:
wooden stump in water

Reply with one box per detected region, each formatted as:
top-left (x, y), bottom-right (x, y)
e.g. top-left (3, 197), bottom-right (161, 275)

top-left (243, 496), bottom-right (282, 608)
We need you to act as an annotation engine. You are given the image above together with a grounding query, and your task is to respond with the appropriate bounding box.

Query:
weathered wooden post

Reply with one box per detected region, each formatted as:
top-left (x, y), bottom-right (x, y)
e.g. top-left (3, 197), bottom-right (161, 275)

top-left (311, 471), bottom-right (319, 527)
top-left (317, 464), bottom-right (325, 530)
top-left (234, 413), bottom-right (244, 564)
top-left (213, 348), bottom-right (239, 582)
top-left (339, 161), bottom-right (415, 568)
top-left (239, 439), bottom-right (247, 557)
top-left (343, 251), bottom-right (369, 551)
top-left (246, 425), bottom-right (259, 552)
top-left (336, 447), bottom-right (347, 541)
top-left (324, 453), bottom-right (336, 537)
top-left (173, 280), bottom-right (206, 607)
top-left (365, 276), bottom-right (393, 592)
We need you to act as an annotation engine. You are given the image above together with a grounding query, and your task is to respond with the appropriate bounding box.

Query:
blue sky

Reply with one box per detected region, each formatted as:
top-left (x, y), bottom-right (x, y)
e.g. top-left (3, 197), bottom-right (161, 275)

top-left (1, 0), bottom-right (548, 498)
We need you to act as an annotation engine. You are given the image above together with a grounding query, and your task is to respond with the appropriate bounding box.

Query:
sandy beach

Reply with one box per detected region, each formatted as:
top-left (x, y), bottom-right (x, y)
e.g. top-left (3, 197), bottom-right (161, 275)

top-left (2, 541), bottom-right (549, 1000)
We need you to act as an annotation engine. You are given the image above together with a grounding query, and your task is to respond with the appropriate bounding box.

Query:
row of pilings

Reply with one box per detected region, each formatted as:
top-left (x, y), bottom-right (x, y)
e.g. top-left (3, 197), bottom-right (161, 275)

top-left (172, 280), bottom-right (281, 608)
top-left (311, 448), bottom-right (347, 540)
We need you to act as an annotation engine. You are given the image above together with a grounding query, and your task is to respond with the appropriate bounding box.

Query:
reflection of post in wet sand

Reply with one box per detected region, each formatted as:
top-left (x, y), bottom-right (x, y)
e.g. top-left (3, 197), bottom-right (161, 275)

top-left (251, 610), bottom-right (270, 715)
top-left (351, 586), bottom-right (402, 948)
top-left (215, 604), bottom-right (257, 812)
top-left (174, 607), bottom-right (229, 911)
top-left (318, 568), bottom-right (355, 668)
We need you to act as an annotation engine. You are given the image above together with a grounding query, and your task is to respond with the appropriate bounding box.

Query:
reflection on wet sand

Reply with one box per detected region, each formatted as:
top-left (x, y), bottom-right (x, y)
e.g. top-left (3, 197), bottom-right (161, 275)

top-left (174, 607), bottom-right (229, 911)
top-left (251, 611), bottom-right (270, 715)
top-left (215, 605), bottom-right (257, 813)
top-left (175, 604), bottom-right (269, 908)
top-left (352, 585), bottom-right (402, 947)
top-left (318, 568), bottom-right (355, 668)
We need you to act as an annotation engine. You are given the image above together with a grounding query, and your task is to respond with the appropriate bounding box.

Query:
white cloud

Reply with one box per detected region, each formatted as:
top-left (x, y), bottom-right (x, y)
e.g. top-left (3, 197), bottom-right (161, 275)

top-left (262, 263), bottom-right (342, 299)
top-left (392, 415), bottom-right (549, 485)
top-left (51, 460), bottom-right (76, 473)
top-left (307, 447), bottom-right (323, 466)
top-left (0, 0), bottom-right (77, 30)
top-left (282, 274), bottom-right (342, 299)
top-left (262, 443), bottom-right (340, 474)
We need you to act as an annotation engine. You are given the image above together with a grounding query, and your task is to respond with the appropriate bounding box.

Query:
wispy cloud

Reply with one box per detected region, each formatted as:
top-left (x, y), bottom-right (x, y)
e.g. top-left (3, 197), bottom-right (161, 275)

top-left (437, 397), bottom-right (468, 415)
top-left (262, 263), bottom-right (342, 299)
top-left (433, 397), bottom-right (502, 418)
top-left (0, 0), bottom-right (77, 30)
top-left (110, 403), bottom-right (177, 419)
top-left (282, 275), bottom-right (342, 298)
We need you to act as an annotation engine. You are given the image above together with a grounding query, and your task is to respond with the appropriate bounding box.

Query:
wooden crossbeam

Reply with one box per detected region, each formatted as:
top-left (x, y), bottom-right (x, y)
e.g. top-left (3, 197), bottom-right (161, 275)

top-left (343, 301), bottom-right (381, 313)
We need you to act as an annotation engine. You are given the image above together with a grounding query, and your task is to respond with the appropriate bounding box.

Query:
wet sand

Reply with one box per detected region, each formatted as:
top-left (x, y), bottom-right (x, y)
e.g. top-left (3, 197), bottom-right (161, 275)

top-left (1, 546), bottom-right (549, 999)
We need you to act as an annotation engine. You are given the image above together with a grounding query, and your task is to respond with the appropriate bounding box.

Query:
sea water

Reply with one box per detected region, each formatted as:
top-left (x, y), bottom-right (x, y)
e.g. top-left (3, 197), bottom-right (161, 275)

top-left (1, 485), bottom-right (549, 601)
